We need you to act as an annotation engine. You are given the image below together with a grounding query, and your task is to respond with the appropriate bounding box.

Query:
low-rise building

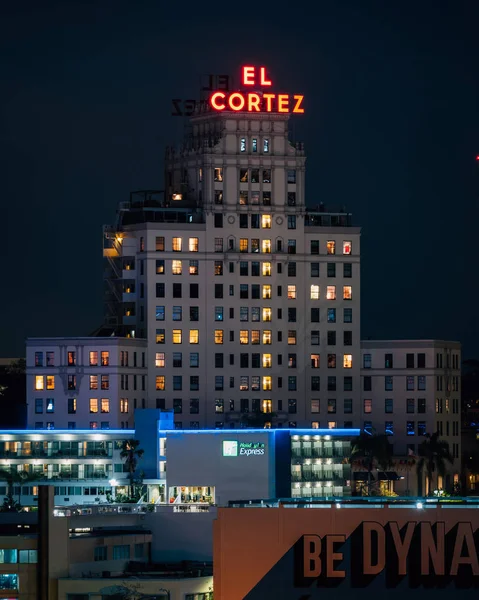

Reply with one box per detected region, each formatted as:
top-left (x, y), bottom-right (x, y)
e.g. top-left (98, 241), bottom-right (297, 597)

top-left (26, 337), bottom-right (148, 430)
top-left (360, 340), bottom-right (461, 494)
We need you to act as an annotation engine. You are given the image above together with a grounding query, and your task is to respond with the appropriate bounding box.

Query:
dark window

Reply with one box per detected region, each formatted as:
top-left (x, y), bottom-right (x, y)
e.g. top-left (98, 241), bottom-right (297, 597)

top-left (418, 353), bottom-right (426, 368)
top-left (252, 354), bottom-right (260, 368)
top-left (215, 284), bottom-right (223, 298)
top-left (343, 331), bottom-right (352, 346)
top-left (343, 263), bottom-right (352, 278)
top-left (344, 376), bottom-right (353, 391)
top-left (190, 306), bottom-right (199, 321)
top-left (327, 263), bottom-right (336, 278)
top-left (288, 262), bottom-right (296, 277)
top-left (327, 376), bottom-right (336, 391)
top-left (215, 353), bottom-right (224, 368)
top-left (240, 284), bottom-right (248, 299)
top-left (239, 214), bottom-right (248, 228)
top-left (311, 308), bottom-right (320, 322)
top-left (327, 331), bottom-right (336, 345)
top-left (156, 283), bottom-right (165, 298)
top-left (173, 283), bottom-right (182, 298)
top-left (190, 283), bottom-right (199, 298)
top-left (214, 213), bottom-right (223, 228)
top-left (240, 354), bottom-right (249, 368)
top-left (418, 398), bottom-right (426, 413)
top-left (385, 353), bottom-right (393, 368)
top-left (288, 399), bottom-right (297, 414)
top-left (251, 285), bottom-right (260, 299)
top-left (363, 376), bottom-right (372, 391)
top-left (310, 240), bottom-right (319, 255)
top-left (311, 376), bottom-right (320, 391)
top-left (406, 353), bottom-right (414, 368)
top-left (288, 308), bottom-right (296, 322)
top-left (311, 263), bottom-right (319, 277)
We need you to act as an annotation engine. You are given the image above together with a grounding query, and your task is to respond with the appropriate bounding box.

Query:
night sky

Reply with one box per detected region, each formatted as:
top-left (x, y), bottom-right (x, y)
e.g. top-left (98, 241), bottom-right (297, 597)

top-left (1, 1), bottom-right (478, 359)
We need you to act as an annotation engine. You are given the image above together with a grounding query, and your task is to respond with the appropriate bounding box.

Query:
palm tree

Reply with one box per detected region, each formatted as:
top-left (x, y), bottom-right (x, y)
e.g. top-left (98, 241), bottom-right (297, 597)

top-left (119, 440), bottom-right (144, 498)
top-left (417, 432), bottom-right (453, 495)
top-left (351, 433), bottom-right (394, 496)
top-left (0, 469), bottom-right (44, 505)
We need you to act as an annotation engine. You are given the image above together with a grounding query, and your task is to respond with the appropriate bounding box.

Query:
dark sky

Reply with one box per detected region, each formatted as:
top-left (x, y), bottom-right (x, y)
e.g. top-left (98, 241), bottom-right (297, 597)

top-left (1, 1), bottom-right (478, 359)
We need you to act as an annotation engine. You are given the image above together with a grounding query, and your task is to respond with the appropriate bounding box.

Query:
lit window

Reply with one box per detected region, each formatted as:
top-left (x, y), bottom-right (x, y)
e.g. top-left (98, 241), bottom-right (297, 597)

top-left (156, 329), bottom-right (165, 344)
top-left (35, 376), bottom-right (44, 390)
top-left (328, 422), bottom-right (337, 429)
top-left (189, 330), bottom-right (199, 344)
top-left (89, 351), bottom-right (98, 366)
top-left (310, 285), bottom-right (320, 300)
top-left (252, 376), bottom-right (260, 390)
top-left (101, 352), bottom-right (109, 366)
top-left (262, 307), bottom-right (272, 322)
top-left (90, 375), bottom-right (98, 390)
top-left (214, 261), bottom-right (223, 276)
top-left (189, 260), bottom-right (199, 275)
top-left (46, 376), bottom-right (55, 390)
top-left (239, 191), bottom-right (248, 205)
top-left (155, 353), bottom-right (165, 368)
top-left (311, 354), bottom-right (320, 368)
top-left (101, 399), bottom-right (110, 413)
top-left (156, 236), bottom-right (165, 251)
top-left (364, 399), bottom-right (372, 414)
top-left (240, 376), bottom-right (249, 391)
top-left (343, 286), bottom-right (352, 300)
top-left (288, 330), bottom-right (297, 345)
top-left (343, 241), bottom-right (352, 255)
top-left (263, 376), bottom-right (272, 391)
top-left (262, 399), bottom-right (272, 413)
top-left (214, 167), bottom-right (223, 182)
top-left (262, 262), bottom-right (272, 276)
top-left (263, 330), bottom-right (272, 345)
top-left (172, 237), bottom-right (182, 252)
top-left (343, 354), bottom-right (353, 369)
top-left (172, 329), bottom-right (182, 344)
top-left (89, 399), bottom-right (98, 413)
top-left (156, 376), bottom-right (165, 391)
top-left (288, 285), bottom-right (296, 299)
top-left (262, 215), bottom-right (271, 229)
top-left (240, 330), bottom-right (249, 344)
top-left (263, 354), bottom-right (272, 368)
top-left (263, 139), bottom-right (269, 153)
top-left (262, 239), bottom-right (271, 253)
top-left (251, 330), bottom-right (260, 345)
top-left (189, 237), bottom-right (199, 252)
top-left (215, 330), bottom-right (224, 344)
top-left (240, 238), bottom-right (248, 252)
top-left (327, 241), bottom-right (335, 255)
top-left (326, 286), bottom-right (336, 300)
top-left (120, 398), bottom-right (129, 413)
top-left (46, 398), bottom-right (54, 413)
top-left (172, 260), bottom-right (182, 275)
top-left (263, 285), bottom-right (271, 299)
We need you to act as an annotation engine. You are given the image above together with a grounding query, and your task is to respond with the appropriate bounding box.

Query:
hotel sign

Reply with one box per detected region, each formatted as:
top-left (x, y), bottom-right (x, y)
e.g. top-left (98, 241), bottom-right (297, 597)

top-left (223, 440), bottom-right (265, 457)
top-left (210, 65), bottom-right (305, 114)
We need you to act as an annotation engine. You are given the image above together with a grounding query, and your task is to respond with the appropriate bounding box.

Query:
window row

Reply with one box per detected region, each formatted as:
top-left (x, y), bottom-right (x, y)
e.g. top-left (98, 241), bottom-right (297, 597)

top-left (436, 420), bottom-right (460, 437)
top-left (34, 422), bottom-right (112, 430)
top-left (34, 350), bottom-right (112, 368)
top-left (435, 397), bottom-right (460, 414)
top-left (363, 375), bottom-right (427, 392)
top-left (363, 352), bottom-right (426, 369)
top-left (363, 421), bottom-right (428, 436)
top-left (152, 236), bottom-right (199, 252)
top-left (362, 398), bottom-right (427, 414)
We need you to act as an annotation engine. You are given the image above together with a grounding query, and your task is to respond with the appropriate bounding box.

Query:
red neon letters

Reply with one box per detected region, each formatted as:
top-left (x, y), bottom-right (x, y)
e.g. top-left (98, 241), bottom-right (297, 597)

top-left (209, 65), bottom-right (304, 114)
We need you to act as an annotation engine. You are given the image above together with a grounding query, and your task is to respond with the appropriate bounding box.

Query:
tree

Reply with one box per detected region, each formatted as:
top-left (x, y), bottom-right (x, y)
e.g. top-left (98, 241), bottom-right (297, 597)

top-left (240, 411), bottom-right (277, 428)
top-left (0, 468), bottom-right (44, 505)
top-left (351, 433), bottom-right (393, 496)
top-left (120, 440), bottom-right (144, 498)
top-left (417, 432), bottom-right (453, 495)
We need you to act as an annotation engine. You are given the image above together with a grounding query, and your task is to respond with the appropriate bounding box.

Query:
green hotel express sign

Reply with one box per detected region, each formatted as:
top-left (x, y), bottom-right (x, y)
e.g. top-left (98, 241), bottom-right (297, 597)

top-left (223, 440), bottom-right (265, 457)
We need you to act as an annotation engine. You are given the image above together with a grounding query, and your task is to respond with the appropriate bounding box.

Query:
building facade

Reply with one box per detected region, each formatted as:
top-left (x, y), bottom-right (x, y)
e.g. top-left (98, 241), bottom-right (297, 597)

top-left (360, 340), bottom-right (461, 494)
top-left (103, 107), bottom-right (361, 429)
top-left (26, 337), bottom-right (148, 430)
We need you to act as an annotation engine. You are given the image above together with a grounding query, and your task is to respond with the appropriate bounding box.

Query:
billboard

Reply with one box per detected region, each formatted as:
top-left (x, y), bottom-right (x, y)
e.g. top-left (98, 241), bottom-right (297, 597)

top-left (213, 505), bottom-right (479, 599)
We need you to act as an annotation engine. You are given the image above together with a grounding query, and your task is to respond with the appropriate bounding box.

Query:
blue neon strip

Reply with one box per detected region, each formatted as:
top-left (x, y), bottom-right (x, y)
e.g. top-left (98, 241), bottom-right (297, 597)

top-left (0, 430), bottom-right (136, 435)
top-left (161, 429), bottom-right (360, 436)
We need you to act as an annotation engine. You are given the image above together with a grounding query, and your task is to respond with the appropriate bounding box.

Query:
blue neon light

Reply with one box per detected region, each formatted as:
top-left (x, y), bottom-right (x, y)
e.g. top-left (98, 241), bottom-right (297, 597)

top-left (0, 430), bottom-right (135, 435)
top-left (161, 429), bottom-right (360, 436)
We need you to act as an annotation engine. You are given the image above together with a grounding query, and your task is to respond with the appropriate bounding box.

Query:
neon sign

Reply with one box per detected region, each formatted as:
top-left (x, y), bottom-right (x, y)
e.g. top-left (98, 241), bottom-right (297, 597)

top-left (210, 66), bottom-right (304, 114)
top-left (223, 440), bottom-right (265, 457)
